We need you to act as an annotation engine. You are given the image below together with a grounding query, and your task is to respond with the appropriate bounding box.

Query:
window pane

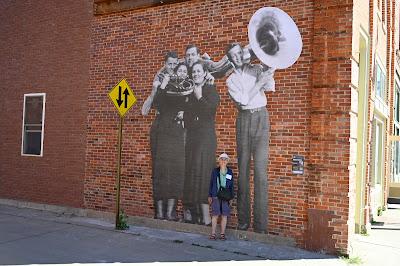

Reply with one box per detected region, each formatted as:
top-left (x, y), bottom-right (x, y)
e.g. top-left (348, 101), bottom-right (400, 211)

top-left (374, 122), bottom-right (383, 185)
top-left (24, 96), bottom-right (43, 124)
top-left (397, 141), bottom-right (400, 176)
top-left (395, 90), bottom-right (398, 122)
top-left (22, 95), bottom-right (44, 156)
top-left (23, 132), bottom-right (42, 155)
top-left (396, 89), bottom-right (400, 122)
top-left (375, 63), bottom-right (386, 99)
top-left (381, 71), bottom-right (386, 98)
top-left (376, 65), bottom-right (382, 98)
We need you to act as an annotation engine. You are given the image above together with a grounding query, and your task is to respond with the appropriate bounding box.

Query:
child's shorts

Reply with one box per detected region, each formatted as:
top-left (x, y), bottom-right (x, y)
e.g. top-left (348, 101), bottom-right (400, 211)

top-left (211, 197), bottom-right (230, 216)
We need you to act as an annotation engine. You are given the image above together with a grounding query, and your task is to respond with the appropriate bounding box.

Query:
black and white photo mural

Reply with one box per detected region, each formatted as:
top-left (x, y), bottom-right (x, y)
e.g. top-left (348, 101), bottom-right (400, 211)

top-left (141, 7), bottom-right (302, 232)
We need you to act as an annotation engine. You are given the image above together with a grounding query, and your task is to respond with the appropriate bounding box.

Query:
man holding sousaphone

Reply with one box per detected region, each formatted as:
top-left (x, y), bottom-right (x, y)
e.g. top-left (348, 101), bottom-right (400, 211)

top-left (225, 7), bottom-right (302, 233)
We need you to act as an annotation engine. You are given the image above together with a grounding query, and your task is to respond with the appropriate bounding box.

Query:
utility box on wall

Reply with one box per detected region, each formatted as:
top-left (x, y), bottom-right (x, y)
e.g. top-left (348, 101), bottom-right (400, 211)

top-left (292, 155), bottom-right (304, 175)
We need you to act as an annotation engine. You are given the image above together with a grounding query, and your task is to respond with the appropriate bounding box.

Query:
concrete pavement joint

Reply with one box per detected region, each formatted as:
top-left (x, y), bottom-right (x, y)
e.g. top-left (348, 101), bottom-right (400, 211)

top-left (354, 240), bottom-right (400, 250)
top-left (371, 227), bottom-right (400, 230)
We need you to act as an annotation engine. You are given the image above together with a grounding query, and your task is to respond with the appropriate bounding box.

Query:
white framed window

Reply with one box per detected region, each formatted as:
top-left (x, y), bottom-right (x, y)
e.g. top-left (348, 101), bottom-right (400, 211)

top-left (21, 93), bottom-right (46, 156)
top-left (375, 59), bottom-right (386, 100)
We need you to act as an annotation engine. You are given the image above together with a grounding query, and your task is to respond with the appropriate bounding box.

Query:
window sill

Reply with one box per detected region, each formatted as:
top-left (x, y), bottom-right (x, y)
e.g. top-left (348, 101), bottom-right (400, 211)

top-left (21, 153), bottom-right (43, 157)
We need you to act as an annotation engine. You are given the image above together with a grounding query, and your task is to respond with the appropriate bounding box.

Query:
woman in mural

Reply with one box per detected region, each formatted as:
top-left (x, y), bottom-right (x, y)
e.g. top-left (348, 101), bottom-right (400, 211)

top-left (147, 51), bottom-right (188, 221)
top-left (183, 61), bottom-right (220, 225)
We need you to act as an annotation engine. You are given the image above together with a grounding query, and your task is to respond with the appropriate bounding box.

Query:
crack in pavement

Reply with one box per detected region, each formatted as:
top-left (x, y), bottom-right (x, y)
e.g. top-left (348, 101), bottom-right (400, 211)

top-left (0, 224), bottom-right (75, 245)
top-left (0, 211), bottom-right (138, 237)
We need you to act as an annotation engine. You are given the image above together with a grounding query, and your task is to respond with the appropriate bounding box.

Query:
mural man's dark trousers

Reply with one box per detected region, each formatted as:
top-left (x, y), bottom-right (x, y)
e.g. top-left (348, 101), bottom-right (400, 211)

top-left (236, 107), bottom-right (269, 233)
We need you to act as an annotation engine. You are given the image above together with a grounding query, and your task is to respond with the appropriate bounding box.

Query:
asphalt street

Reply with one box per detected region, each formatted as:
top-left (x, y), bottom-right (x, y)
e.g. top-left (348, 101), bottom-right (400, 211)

top-left (0, 205), bottom-right (345, 265)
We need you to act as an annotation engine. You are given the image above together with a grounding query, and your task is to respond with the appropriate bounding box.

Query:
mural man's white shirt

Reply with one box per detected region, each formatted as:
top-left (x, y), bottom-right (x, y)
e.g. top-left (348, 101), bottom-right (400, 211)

top-left (226, 64), bottom-right (274, 110)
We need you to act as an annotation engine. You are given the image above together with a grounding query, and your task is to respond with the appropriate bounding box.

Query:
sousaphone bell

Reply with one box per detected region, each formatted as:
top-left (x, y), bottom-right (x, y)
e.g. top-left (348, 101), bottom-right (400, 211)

top-left (247, 7), bottom-right (303, 69)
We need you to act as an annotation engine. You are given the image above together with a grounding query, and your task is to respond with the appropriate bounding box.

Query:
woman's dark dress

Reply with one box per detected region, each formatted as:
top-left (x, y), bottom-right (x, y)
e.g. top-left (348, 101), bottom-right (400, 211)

top-left (183, 83), bottom-right (220, 214)
top-left (151, 89), bottom-right (187, 202)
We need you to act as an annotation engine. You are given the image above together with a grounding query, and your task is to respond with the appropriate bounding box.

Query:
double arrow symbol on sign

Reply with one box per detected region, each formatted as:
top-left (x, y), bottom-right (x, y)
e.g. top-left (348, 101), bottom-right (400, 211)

top-left (116, 86), bottom-right (130, 108)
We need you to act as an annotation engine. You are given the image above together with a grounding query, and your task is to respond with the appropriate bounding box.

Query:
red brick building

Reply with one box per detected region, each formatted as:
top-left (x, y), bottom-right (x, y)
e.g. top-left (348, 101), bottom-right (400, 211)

top-left (1, 0), bottom-right (399, 255)
top-left (0, 0), bottom-right (91, 208)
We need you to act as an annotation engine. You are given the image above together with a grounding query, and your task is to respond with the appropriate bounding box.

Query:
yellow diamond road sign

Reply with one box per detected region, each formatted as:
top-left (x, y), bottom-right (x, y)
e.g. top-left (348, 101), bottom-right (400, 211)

top-left (108, 79), bottom-right (137, 117)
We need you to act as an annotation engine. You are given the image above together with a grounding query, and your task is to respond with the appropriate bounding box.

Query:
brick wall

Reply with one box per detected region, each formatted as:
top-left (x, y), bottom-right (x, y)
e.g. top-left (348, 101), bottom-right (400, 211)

top-left (86, 0), bottom-right (355, 252)
top-left (308, 0), bottom-right (353, 253)
top-left (0, 0), bottom-right (91, 208)
top-left (0, 0), bottom-right (360, 254)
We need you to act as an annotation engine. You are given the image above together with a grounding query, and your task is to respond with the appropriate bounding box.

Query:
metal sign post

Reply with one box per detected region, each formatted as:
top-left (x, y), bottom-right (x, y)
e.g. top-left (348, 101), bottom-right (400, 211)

top-left (108, 79), bottom-right (136, 229)
top-left (115, 116), bottom-right (123, 228)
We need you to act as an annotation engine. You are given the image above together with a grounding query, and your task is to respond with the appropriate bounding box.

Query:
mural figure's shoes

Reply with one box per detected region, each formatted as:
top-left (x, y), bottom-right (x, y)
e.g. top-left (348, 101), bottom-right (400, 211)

top-left (254, 229), bottom-right (266, 234)
top-left (238, 223), bottom-right (249, 230)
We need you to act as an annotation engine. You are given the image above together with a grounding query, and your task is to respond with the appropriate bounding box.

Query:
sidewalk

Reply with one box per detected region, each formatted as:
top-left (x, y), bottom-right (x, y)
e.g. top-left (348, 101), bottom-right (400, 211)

top-left (0, 204), bottom-right (345, 265)
top-left (351, 204), bottom-right (400, 266)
